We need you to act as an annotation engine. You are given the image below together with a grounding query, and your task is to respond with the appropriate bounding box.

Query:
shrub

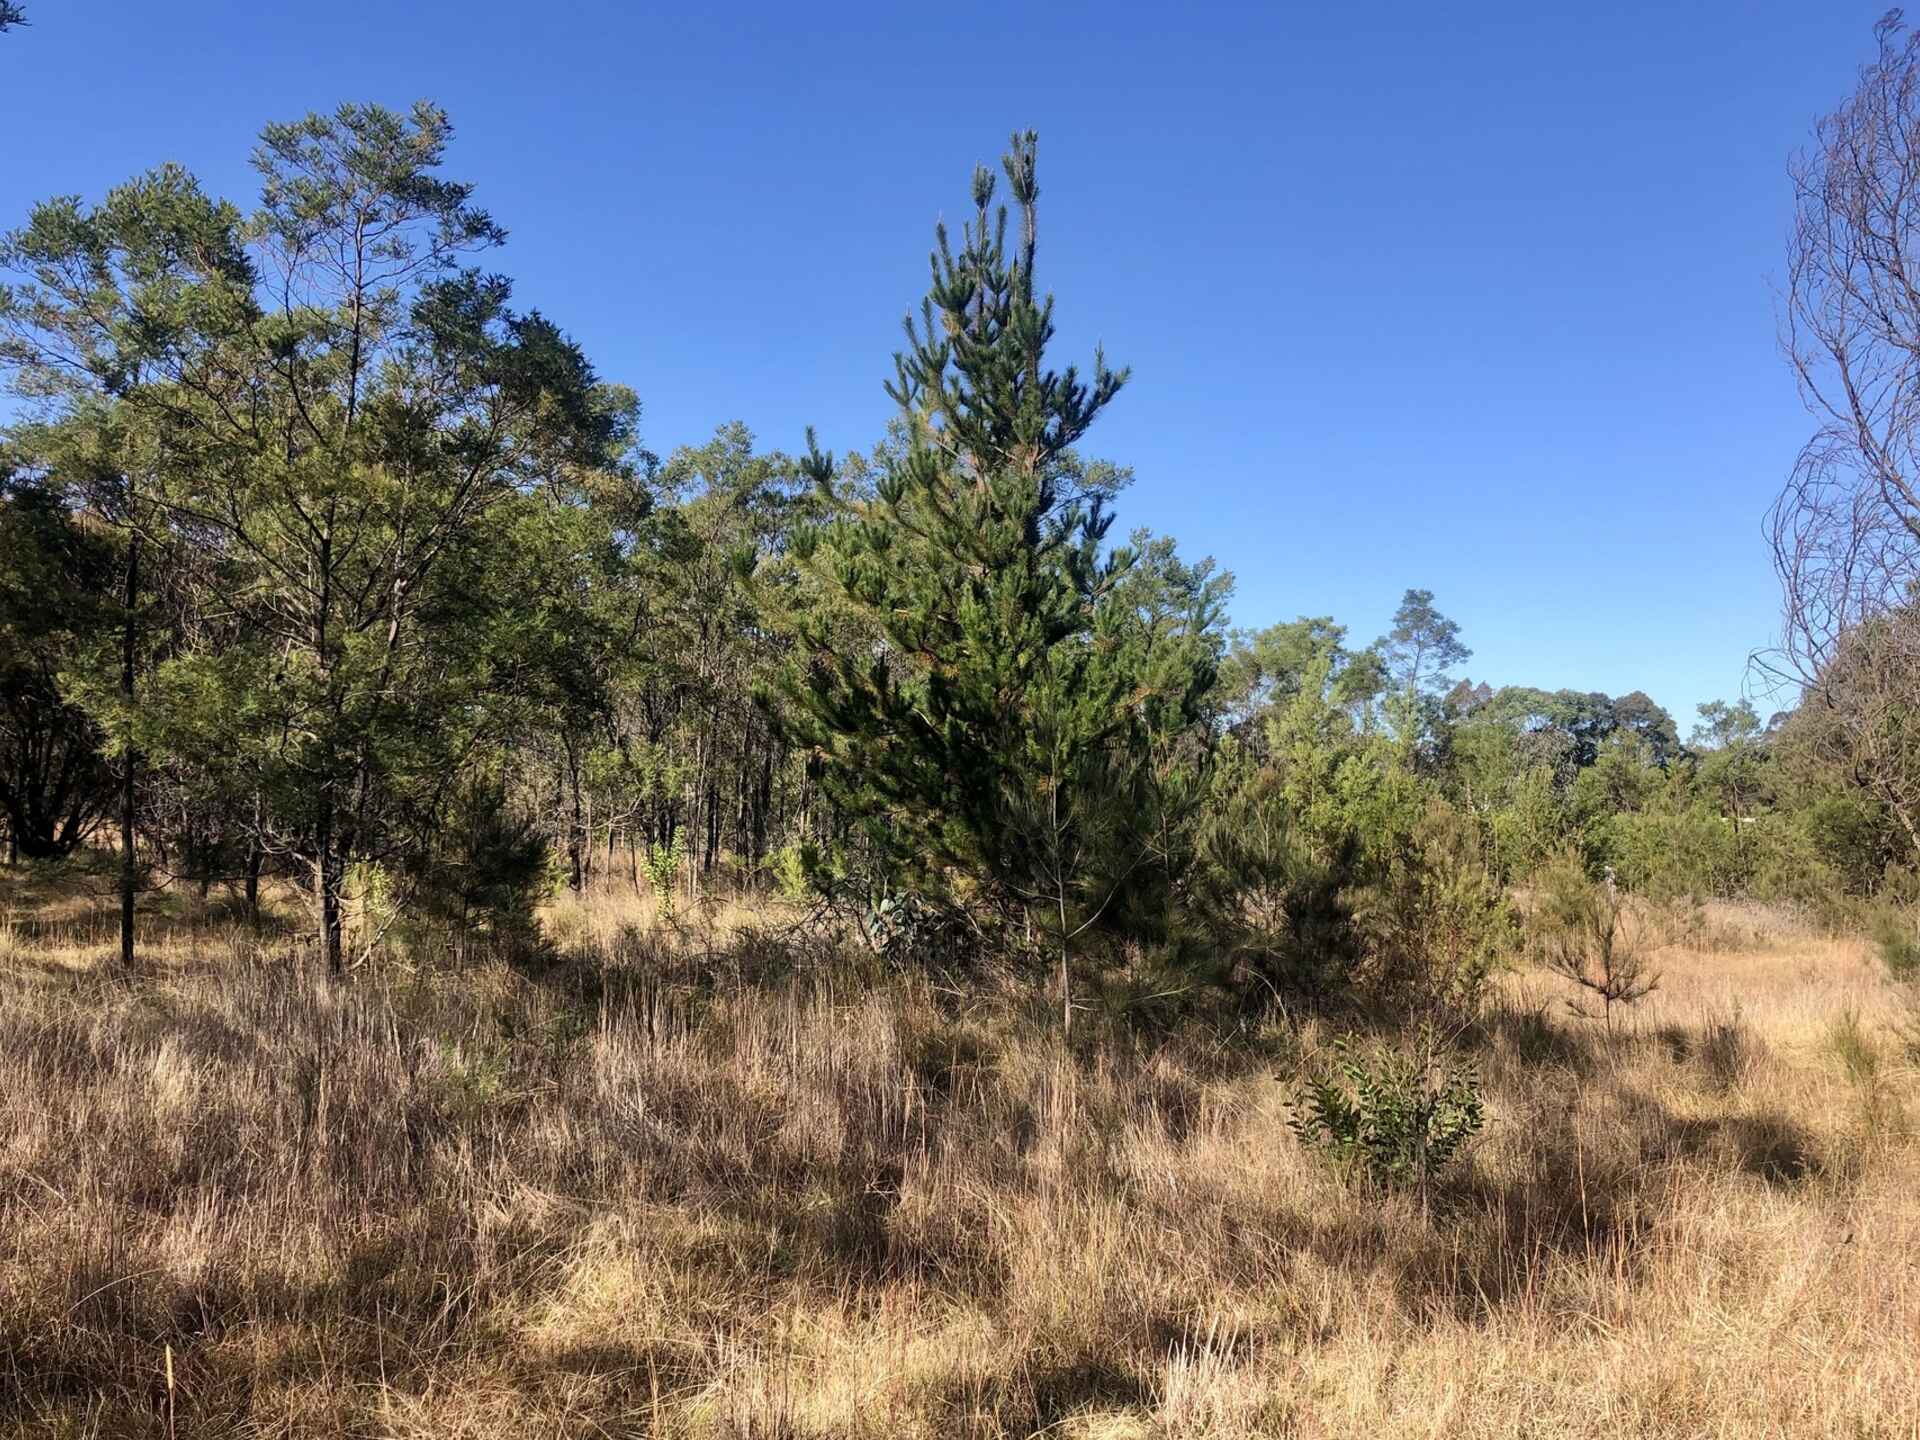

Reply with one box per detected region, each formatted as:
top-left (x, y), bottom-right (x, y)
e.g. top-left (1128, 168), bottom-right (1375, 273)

top-left (1869, 904), bottom-right (1920, 981)
top-left (1531, 852), bottom-right (1658, 1034)
top-left (1349, 798), bottom-right (1514, 1023)
top-left (643, 831), bottom-right (688, 922)
top-left (1190, 760), bottom-right (1362, 996)
top-left (342, 859), bottom-right (401, 962)
top-left (765, 842), bottom-right (813, 903)
top-left (1592, 805), bottom-right (1740, 902)
top-left (1487, 763), bottom-right (1571, 883)
top-left (1290, 1027), bottom-right (1486, 1194)
top-left (1867, 904), bottom-right (1920, 1061)
top-left (401, 781), bottom-right (550, 957)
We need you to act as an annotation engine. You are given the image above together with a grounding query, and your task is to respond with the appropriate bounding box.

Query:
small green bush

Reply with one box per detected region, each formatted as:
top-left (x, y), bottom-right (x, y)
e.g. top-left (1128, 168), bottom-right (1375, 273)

top-left (403, 782), bottom-right (550, 956)
top-left (765, 842), bottom-right (813, 903)
top-left (644, 832), bottom-right (688, 922)
top-left (1531, 852), bottom-right (1658, 1033)
top-left (1869, 904), bottom-right (1920, 981)
top-left (1290, 1028), bottom-right (1486, 1192)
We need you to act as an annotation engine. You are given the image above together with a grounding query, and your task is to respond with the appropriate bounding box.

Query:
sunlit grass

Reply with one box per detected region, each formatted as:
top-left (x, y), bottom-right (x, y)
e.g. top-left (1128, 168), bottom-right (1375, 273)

top-left (1, 861), bottom-right (1915, 1437)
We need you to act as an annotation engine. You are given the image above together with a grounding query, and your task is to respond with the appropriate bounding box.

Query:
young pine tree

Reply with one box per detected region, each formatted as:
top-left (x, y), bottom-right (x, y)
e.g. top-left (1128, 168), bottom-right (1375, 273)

top-left (781, 133), bottom-right (1215, 1019)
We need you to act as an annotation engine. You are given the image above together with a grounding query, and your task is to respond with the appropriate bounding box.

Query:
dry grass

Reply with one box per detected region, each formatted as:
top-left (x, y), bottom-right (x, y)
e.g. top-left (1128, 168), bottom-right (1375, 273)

top-left (2, 870), bottom-right (1917, 1437)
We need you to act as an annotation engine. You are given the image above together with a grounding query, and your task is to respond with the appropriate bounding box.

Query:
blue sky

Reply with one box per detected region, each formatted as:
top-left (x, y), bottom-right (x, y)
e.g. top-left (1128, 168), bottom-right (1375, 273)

top-left (0, 2), bottom-right (1887, 728)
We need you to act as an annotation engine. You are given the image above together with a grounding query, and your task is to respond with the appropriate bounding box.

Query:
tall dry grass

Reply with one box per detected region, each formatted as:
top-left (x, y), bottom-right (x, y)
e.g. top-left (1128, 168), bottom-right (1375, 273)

top-left (1, 875), bottom-right (1916, 1437)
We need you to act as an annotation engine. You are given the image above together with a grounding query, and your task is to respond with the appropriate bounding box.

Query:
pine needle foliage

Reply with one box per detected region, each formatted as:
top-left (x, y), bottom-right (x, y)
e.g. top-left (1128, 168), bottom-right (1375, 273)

top-left (780, 133), bottom-right (1218, 963)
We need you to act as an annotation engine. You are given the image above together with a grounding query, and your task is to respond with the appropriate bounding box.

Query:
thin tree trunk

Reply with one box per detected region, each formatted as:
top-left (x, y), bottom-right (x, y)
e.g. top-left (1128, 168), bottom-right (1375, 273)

top-left (705, 780), bottom-right (719, 875)
top-left (318, 791), bottom-right (343, 975)
top-left (119, 527), bottom-right (138, 970)
top-left (245, 840), bottom-right (262, 927)
top-left (566, 738), bottom-right (585, 892)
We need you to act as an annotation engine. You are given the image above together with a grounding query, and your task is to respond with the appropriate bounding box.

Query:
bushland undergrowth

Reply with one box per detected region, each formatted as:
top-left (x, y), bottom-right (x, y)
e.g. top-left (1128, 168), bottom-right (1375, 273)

top-left (1, 872), bottom-right (1916, 1438)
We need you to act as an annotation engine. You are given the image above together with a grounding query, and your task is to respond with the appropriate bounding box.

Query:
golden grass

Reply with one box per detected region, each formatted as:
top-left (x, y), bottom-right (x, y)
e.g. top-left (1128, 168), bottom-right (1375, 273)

top-left (1, 867), bottom-right (1916, 1437)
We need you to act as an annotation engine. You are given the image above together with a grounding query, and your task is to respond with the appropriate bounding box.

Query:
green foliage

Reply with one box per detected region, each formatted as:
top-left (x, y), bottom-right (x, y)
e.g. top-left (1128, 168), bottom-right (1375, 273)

top-left (1192, 752), bottom-right (1359, 994)
top-left (342, 860), bottom-right (401, 962)
top-left (643, 831), bottom-right (688, 922)
top-left (0, 475), bottom-right (118, 857)
top-left (1798, 789), bottom-right (1897, 894)
top-left (402, 781), bottom-right (550, 954)
top-left (766, 843), bottom-right (813, 903)
top-left (2, 101), bottom-right (632, 971)
top-left (1531, 853), bottom-right (1658, 1030)
top-left (1486, 764), bottom-right (1570, 883)
top-left (778, 132), bottom-right (1221, 964)
top-left (1869, 905), bottom-right (1920, 981)
top-left (1291, 1029), bottom-right (1486, 1191)
top-left (1350, 798), bottom-right (1513, 1021)
top-left (1590, 805), bottom-right (1741, 901)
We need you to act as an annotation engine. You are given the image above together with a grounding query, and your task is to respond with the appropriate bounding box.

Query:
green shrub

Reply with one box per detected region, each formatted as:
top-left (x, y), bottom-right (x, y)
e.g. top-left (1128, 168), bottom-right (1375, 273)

top-left (1290, 1028), bottom-right (1486, 1192)
top-left (1349, 798), bottom-right (1514, 1022)
top-left (1487, 764), bottom-right (1570, 883)
top-left (765, 842), bottom-right (813, 903)
top-left (1869, 904), bottom-right (1920, 981)
top-left (1190, 760), bottom-right (1362, 996)
top-left (1531, 852), bottom-right (1658, 1033)
top-left (643, 831), bottom-right (688, 922)
top-left (402, 781), bottom-right (550, 956)
top-left (1591, 805), bottom-right (1740, 902)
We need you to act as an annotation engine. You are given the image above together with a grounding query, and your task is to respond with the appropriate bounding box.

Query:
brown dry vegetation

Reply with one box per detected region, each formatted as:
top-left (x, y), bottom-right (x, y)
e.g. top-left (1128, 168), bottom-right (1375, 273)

top-left (2, 871), bottom-right (1918, 1438)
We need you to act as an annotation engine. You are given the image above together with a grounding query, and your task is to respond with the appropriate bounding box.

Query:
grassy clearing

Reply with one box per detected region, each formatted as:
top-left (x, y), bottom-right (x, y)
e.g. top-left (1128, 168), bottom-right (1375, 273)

top-left (1, 871), bottom-right (1916, 1438)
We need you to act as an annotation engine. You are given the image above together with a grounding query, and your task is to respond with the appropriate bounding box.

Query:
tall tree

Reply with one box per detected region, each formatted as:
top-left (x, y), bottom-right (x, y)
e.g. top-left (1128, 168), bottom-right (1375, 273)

top-left (781, 132), bottom-right (1216, 1013)
top-left (1384, 588), bottom-right (1470, 698)
top-left (1769, 12), bottom-right (1920, 848)
top-left (1382, 588), bottom-right (1470, 757)
top-left (4, 104), bottom-right (629, 972)
top-left (1, 162), bottom-right (249, 963)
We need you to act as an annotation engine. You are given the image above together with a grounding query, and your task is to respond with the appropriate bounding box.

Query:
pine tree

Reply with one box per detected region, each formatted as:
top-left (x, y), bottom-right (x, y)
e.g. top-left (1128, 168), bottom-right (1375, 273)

top-left (781, 133), bottom-right (1218, 1015)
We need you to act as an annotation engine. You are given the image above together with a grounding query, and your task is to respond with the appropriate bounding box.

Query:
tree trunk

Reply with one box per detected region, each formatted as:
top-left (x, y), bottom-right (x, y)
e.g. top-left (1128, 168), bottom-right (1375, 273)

top-left (244, 792), bottom-right (264, 927)
top-left (705, 780), bottom-right (720, 875)
top-left (245, 840), bottom-right (262, 928)
top-left (119, 528), bottom-right (138, 970)
top-left (318, 790), bottom-right (344, 975)
top-left (752, 750), bottom-right (773, 867)
top-left (567, 742), bottom-right (585, 892)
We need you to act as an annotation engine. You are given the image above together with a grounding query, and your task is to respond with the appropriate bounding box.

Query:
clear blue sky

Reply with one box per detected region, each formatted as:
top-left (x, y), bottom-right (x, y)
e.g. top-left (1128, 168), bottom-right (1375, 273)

top-left (0, 1), bottom-right (1887, 727)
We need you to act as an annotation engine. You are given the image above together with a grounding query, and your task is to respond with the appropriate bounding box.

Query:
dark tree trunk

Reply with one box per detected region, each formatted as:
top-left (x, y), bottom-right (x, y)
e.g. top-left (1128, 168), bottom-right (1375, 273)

top-left (565, 739), bottom-right (585, 892)
top-left (245, 839), bottom-right (262, 927)
top-left (119, 529), bottom-right (138, 970)
top-left (318, 793), bottom-right (344, 975)
top-left (752, 751), bottom-right (773, 867)
top-left (704, 780), bottom-right (719, 874)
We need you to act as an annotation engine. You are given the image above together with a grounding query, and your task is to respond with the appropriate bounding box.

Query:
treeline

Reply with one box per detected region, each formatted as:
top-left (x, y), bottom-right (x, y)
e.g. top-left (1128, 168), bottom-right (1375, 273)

top-left (0, 106), bottom-right (1905, 1001)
